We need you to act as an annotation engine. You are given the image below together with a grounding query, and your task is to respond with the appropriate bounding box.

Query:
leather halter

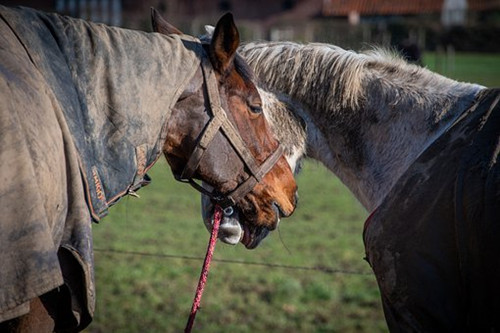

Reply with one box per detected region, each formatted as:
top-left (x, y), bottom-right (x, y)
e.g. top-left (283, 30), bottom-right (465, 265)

top-left (174, 55), bottom-right (284, 209)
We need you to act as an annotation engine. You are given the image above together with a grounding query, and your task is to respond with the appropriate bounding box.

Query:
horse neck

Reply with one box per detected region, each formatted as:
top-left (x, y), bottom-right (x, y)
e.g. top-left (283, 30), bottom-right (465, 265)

top-left (52, 14), bottom-right (202, 159)
top-left (242, 42), bottom-right (484, 211)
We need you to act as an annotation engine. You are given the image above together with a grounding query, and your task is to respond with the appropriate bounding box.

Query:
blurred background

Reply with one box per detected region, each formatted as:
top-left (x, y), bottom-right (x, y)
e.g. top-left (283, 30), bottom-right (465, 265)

top-left (3, 0), bottom-right (500, 52)
top-left (2, 1), bottom-right (499, 332)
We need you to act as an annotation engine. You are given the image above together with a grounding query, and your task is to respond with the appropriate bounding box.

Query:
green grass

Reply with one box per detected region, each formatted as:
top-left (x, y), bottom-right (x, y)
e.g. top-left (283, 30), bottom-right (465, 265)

top-left (85, 53), bottom-right (500, 333)
top-left (88, 161), bottom-right (379, 333)
top-left (423, 52), bottom-right (500, 87)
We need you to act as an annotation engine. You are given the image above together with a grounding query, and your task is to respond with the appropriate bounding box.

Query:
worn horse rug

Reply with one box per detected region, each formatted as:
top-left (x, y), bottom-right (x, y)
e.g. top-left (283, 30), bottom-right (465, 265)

top-left (364, 88), bottom-right (500, 332)
top-left (0, 5), bottom-right (201, 330)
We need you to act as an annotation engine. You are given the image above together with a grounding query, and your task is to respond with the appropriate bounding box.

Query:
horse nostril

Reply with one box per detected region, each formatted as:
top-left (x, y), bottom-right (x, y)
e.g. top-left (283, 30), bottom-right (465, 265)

top-left (293, 192), bottom-right (299, 207)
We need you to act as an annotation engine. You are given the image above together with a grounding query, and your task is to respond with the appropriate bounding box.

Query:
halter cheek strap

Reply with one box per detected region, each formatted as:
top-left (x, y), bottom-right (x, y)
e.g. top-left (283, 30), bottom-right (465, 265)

top-left (175, 55), bottom-right (283, 208)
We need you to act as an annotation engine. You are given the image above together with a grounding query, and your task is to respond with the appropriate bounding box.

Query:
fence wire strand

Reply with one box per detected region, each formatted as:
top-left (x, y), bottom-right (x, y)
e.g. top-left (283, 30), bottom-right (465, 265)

top-left (94, 248), bottom-right (372, 276)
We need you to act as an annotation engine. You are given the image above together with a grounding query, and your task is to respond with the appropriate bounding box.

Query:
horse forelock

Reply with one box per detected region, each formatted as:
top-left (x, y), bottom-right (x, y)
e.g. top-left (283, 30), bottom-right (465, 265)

top-left (234, 53), bottom-right (255, 82)
top-left (258, 88), bottom-right (307, 173)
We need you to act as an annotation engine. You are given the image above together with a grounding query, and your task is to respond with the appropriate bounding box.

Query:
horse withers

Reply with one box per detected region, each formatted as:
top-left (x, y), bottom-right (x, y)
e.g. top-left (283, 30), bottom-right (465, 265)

top-left (0, 6), bottom-right (297, 332)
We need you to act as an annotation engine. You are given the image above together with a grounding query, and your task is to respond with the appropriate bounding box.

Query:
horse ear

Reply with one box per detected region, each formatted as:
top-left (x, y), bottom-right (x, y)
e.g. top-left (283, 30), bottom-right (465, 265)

top-left (150, 7), bottom-right (183, 35)
top-left (209, 13), bottom-right (239, 74)
top-left (204, 25), bottom-right (215, 37)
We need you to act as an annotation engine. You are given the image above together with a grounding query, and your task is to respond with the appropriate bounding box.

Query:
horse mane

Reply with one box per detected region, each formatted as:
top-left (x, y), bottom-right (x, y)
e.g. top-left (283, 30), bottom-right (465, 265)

top-left (240, 41), bottom-right (369, 111)
top-left (240, 41), bottom-right (484, 210)
top-left (239, 41), bottom-right (477, 116)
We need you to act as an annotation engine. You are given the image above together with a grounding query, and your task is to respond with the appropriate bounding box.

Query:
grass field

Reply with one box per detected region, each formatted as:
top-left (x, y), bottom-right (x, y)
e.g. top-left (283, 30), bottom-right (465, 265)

top-left (85, 53), bottom-right (500, 333)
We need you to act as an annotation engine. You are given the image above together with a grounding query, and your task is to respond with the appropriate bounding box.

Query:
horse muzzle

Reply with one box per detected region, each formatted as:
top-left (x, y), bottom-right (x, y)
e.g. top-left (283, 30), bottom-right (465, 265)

top-left (201, 195), bottom-right (279, 249)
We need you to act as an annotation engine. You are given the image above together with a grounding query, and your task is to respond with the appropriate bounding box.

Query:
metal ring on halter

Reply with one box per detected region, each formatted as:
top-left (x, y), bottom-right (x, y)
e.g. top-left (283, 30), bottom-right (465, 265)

top-left (223, 206), bottom-right (234, 216)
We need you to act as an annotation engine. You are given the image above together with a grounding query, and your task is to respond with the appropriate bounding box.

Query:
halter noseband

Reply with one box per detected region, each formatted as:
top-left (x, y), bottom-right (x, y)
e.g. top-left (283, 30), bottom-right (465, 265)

top-left (174, 55), bottom-right (284, 209)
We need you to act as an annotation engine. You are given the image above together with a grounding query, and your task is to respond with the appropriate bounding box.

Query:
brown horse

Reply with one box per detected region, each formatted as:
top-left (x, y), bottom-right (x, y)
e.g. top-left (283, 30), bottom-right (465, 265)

top-left (0, 6), bottom-right (297, 332)
top-left (152, 12), bottom-right (305, 250)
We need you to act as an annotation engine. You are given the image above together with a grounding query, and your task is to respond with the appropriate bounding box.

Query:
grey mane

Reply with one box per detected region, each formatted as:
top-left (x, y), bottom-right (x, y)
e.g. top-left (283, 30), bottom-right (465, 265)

top-left (242, 41), bottom-right (367, 110)
top-left (240, 41), bottom-right (481, 127)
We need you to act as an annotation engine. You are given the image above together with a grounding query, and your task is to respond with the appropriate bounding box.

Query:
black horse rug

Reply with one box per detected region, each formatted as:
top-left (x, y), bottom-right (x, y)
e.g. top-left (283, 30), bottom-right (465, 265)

top-left (364, 88), bottom-right (500, 332)
top-left (0, 5), bottom-right (201, 330)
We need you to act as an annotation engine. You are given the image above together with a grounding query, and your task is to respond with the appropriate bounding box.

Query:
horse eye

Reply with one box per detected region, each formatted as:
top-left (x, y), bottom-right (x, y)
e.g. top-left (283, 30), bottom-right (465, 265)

top-left (249, 104), bottom-right (263, 114)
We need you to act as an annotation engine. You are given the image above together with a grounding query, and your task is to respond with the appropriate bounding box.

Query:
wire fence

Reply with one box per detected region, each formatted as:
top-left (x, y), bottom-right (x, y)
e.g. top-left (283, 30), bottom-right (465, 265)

top-left (94, 247), bottom-right (373, 276)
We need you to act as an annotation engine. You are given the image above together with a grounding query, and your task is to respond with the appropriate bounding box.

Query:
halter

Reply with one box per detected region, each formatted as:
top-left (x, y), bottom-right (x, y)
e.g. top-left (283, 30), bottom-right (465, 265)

top-left (174, 55), bottom-right (284, 209)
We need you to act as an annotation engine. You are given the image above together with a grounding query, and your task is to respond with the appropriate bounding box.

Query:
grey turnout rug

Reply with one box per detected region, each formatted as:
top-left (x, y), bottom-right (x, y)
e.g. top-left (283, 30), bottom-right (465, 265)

top-left (364, 88), bottom-right (500, 332)
top-left (0, 5), bottom-right (201, 331)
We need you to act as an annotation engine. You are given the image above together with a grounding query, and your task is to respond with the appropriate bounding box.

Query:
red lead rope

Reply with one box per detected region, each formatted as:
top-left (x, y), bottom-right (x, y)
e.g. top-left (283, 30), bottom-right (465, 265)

top-left (184, 205), bottom-right (222, 333)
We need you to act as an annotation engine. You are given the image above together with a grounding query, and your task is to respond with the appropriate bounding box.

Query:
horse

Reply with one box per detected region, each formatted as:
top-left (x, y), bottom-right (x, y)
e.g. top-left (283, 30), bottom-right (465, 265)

top-left (0, 7), bottom-right (298, 332)
top-left (150, 13), bottom-right (304, 250)
top-left (201, 34), bottom-right (500, 332)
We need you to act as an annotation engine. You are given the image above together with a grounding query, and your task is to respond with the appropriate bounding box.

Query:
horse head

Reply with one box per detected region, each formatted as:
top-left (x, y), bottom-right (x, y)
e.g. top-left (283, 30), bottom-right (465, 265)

top-left (151, 9), bottom-right (298, 240)
top-left (201, 89), bottom-right (308, 248)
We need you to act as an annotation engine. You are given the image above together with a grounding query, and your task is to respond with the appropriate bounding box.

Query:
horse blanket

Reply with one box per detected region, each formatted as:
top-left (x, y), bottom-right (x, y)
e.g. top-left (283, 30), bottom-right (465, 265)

top-left (364, 88), bottom-right (500, 332)
top-left (0, 5), bottom-right (201, 331)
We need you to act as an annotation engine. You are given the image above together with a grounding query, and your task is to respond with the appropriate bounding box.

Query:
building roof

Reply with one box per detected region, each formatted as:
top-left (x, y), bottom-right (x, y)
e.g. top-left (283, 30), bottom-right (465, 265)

top-left (323, 0), bottom-right (500, 16)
